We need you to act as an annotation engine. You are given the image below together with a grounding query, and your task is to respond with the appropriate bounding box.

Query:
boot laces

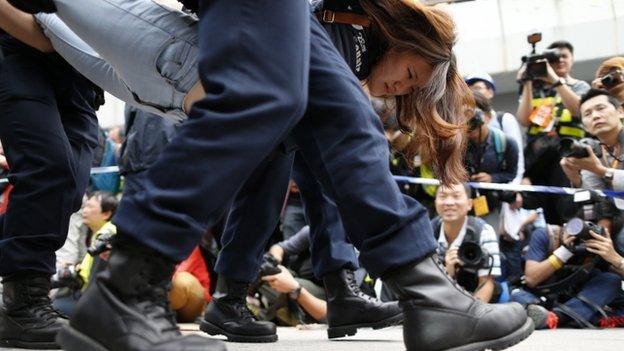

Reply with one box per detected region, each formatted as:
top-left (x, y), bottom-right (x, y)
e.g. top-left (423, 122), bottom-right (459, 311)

top-left (345, 271), bottom-right (377, 303)
top-left (233, 299), bottom-right (256, 320)
top-left (137, 261), bottom-right (180, 334)
top-left (31, 296), bottom-right (67, 321)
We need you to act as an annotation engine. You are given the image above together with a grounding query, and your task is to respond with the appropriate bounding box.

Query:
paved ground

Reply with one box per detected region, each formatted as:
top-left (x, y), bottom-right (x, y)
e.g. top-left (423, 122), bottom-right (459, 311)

top-left (5, 324), bottom-right (623, 350)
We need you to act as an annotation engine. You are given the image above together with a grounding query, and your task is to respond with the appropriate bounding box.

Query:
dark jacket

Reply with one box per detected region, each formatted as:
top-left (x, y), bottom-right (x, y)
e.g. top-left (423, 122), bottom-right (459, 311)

top-left (118, 105), bottom-right (178, 174)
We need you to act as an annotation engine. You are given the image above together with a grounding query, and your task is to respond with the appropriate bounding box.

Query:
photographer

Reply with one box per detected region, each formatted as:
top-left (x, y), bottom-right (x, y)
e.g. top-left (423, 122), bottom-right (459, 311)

top-left (560, 89), bottom-right (624, 256)
top-left (465, 91), bottom-right (519, 229)
top-left (432, 183), bottom-right (505, 303)
top-left (517, 40), bottom-right (590, 225)
top-left (592, 57), bottom-right (624, 102)
top-left (52, 191), bottom-right (117, 316)
top-left (465, 72), bottom-right (525, 184)
top-left (510, 223), bottom-right (623, 329)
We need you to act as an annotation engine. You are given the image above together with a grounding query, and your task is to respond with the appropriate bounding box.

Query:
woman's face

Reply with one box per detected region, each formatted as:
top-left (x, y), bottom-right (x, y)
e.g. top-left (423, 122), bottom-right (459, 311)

top-left (368, 49), bottom-right (434, 98)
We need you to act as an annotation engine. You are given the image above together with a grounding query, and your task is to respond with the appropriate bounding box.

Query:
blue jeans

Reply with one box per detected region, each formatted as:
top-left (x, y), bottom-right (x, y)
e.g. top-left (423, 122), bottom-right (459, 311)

top-left (113, 0), bottom-right (437, 278)
top-left (511, 270), bottom-right (623, 325)
top-left (37, 0), bottom-right (199, 122)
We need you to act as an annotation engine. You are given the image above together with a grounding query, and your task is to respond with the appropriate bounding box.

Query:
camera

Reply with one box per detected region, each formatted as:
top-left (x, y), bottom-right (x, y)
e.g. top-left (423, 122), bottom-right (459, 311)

top-left (600, 70), bottom-right (624, 89)
top-left (565, 217), bottom-right (605, 242)
top-left (51, 265), bottom-right (83, 290)
top-left (468, 108), bottom-right (485, 132)
top-left (520, 32), bottom-right (561, 82)
top-left (87, 231), bottom-right (115, 256)
top-left (248, 253), bottom-right (283, 294)
top-left (558, 137), bottom-right (603, 159)
top-left (458, 241), bottom-right (489, 268)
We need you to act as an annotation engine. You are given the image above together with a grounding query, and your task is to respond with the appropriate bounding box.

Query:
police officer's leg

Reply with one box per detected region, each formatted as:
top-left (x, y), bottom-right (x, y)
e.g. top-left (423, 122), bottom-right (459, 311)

top-left (292, 153), bottom-right (403, 338)
top-left (57, 1), bottom-right (309, 350)
top-left (0, 52), bottom-right (93, 349)
top-left (290, 17), bottom-right (533, 351)
top-left (202, 151), bottom-right (294, 343)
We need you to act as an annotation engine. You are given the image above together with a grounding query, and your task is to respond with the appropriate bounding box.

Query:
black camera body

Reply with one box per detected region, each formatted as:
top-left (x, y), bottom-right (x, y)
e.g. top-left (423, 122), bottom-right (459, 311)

top-left (558, 137), bottom-right (603, 159)
top-left (520, 32), bottom-right (561, 82)
top-left (248, 253), bottom-right (283, 294)
top-left (564, 217), bottom-right (606, 254)
top-left (468, 108), bottom-right (485, 132)
top-left (51, 265), bottom-right (83, 290)
top-left (601, 70), bottom-right (624, 89)
top-left (458, 241), bottom-right (489, 269)
top-left (87, 231), bottom-right (115, 256)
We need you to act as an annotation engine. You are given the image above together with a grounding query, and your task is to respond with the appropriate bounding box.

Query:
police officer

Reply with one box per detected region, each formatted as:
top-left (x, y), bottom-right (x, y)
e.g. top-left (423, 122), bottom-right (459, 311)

top-left (0, 26), bottom-right (102, 349)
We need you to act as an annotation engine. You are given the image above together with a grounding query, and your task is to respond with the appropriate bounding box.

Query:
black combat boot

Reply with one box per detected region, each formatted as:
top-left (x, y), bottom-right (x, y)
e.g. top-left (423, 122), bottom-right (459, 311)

top-left (7, 0), bottom-right (56, 14)
top-left (200, 279), bottom-right (277, 343)
top-left (0, 273), bottom-right (66, 349)
top-left (323, 269), bottom-right (403, 339)
top-left (384, 253), bottom-right (534, 351)
top-left (56, 238), bottom-right (226, 351)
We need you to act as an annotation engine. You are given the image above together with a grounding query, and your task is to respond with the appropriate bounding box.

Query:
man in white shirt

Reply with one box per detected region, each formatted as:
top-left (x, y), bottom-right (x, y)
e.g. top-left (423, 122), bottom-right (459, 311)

top-left (432, 183), bottom-right (505, 303)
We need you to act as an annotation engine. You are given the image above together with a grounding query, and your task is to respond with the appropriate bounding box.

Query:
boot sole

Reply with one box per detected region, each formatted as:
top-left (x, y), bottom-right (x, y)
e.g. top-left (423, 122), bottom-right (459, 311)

top-left (327, 312), bottom-right (404, 339)
top-left (440, 317), bottom-right (535, 351)
top-left (0, 338), bottom-right (60, 350)
top-left (199, 320), bottom-right (278, 343)
top-left (56, 325), bottom-right (109, 351)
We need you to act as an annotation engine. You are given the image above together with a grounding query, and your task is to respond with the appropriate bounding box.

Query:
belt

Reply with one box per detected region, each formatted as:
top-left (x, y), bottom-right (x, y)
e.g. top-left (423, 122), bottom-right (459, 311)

top-left (315, 10), bottom-right (371, 27)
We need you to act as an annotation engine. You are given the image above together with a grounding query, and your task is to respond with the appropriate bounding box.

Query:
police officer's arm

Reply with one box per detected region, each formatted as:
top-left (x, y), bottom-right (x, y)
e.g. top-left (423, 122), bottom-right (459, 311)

top-left (473, 276), bottom-right (495, 303)
top-left (0, 0), bottom-right (54, 52)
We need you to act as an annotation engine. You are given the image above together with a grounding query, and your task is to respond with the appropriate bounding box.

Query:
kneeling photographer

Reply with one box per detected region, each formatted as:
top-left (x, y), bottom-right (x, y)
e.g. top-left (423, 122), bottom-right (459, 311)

top-left (250, 226), bottom-right (329, 325)
top-left (432, 183), bottom-right (507, 303)
top-left (511, 214), bottom-right (624, 329)
top-left (560, 89), bottom-right (624, 254)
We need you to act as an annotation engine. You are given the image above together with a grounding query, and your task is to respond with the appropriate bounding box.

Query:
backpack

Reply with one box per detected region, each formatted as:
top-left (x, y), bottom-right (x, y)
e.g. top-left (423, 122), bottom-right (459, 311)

top-left (490, 127), bottom-right (507, 168)
top-left (431, 216), bottom-right (485, 245)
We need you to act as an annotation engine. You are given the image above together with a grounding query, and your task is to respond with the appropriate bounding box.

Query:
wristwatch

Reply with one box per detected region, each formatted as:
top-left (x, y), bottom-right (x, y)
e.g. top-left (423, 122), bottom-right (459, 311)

top-left (552, 77), bottom-right (565, 88)
top-left (604, 168), bottom-right (615, 182)
top-left (288, 284), bottom-right (302, 300)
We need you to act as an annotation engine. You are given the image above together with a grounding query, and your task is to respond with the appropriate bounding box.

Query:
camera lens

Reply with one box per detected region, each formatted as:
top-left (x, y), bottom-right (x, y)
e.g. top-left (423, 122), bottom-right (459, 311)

top-left (565, 217), bottom-right (584, 236)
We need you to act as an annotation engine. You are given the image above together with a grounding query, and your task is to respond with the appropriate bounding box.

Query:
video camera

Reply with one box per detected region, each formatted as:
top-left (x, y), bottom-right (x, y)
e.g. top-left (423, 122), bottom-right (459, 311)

top-left (248, 253), bottom-right (282, 295)
top-left (87, 231), bottom-right (115, 257)
top-left (558, 137), bottom-right (603, 159)
top-left (520, 32), bottom-right (561, 83)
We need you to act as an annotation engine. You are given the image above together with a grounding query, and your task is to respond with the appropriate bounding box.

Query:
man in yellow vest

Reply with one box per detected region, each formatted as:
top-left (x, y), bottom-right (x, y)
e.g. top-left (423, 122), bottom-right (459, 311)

top-left (516, 40), bottom-right (590, 225)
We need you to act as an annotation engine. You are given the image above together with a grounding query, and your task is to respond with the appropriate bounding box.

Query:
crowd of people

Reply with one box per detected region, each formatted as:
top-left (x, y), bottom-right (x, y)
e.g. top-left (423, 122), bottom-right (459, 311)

top-left (0, 1), bottom-right (622, 351)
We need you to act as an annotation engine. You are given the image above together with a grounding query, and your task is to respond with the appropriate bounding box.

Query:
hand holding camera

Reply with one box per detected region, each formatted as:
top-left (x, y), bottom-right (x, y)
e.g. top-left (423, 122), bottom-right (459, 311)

top-left (444, 247), bottom-right (462, 278)
top-left (585, 227), bottom-right (622, 267)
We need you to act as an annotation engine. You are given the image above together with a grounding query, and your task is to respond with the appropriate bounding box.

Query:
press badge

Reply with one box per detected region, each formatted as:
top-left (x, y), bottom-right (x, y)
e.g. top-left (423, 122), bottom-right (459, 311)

top-left (529, 104), bottom-right (555, 131)
top-left (473, 195), bottom-right (489, 217)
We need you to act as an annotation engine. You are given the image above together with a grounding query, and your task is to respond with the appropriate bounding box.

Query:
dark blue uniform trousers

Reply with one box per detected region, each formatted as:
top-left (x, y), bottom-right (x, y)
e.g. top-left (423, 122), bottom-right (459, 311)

top-left (0, 47), bottom-right (99, 277)
top-left (112, 0), bottom-right (437, 278)
top-left (216, 150), bottom-right (360, 283)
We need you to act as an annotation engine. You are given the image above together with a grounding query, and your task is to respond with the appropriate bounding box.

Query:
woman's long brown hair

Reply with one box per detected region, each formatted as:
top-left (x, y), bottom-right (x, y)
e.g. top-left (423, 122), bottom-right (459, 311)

top-left (360, 0), bottom-right (473, 185)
